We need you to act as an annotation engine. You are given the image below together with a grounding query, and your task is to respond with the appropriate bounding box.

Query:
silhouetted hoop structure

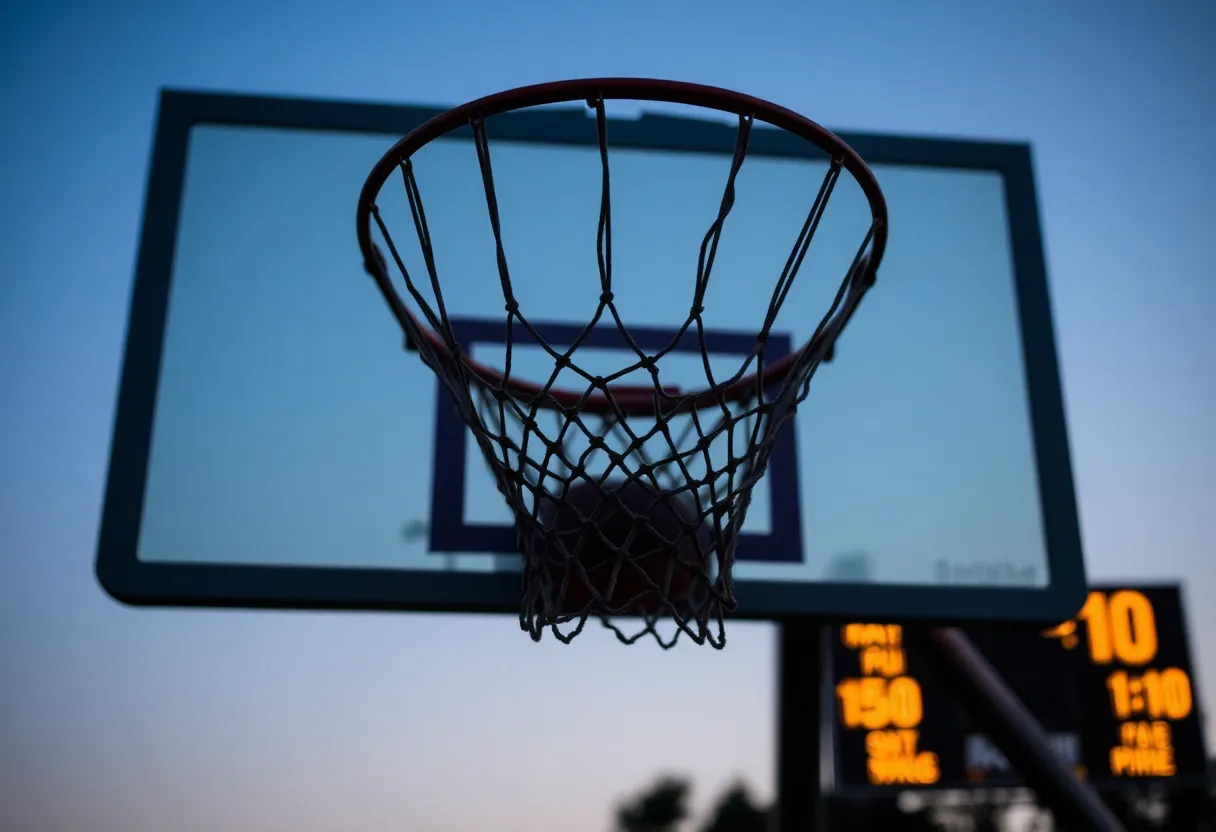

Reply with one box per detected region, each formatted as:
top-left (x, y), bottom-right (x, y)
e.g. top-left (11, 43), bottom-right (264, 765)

top-left (357, 78), bottom-right (888, 647)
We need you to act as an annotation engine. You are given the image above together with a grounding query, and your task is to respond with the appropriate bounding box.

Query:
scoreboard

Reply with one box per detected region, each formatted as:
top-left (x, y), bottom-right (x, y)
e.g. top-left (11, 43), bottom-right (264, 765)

top-left (830, 584), bottom-right (1208, 792)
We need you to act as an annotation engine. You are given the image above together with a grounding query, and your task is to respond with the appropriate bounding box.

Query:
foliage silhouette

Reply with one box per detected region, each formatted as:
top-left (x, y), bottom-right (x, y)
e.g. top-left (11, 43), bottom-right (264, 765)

top-left (612, 773), bottom-right (1216, 830)
top-left (615, 776), bottom-right (691, 832)
top-left (698, 782), bottom-right (770, 832)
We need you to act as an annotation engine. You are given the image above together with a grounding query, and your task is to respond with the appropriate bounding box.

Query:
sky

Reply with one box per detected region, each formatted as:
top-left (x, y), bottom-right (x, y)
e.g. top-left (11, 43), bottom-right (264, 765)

top-left (2, 1), bottom-right (1215, 830)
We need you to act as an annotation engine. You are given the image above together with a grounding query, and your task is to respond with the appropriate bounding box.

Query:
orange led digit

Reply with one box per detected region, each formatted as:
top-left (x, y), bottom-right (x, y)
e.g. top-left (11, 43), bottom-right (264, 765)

top-left (1107, 671), bottom-right (1133, 719)
top-left (1109, 591), bottom-right (1158, 666)
top-left (1078, 590), bottom-right (1159, 666)
top-left (887, 676), bottom-right (924, 729)
top-left (1078, 592), bottom-right (1113, 663)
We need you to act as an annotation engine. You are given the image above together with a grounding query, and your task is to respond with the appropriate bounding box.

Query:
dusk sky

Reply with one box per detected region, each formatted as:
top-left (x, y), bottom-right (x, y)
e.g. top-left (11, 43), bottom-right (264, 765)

top-left (3, 2), bottom-right (1215, 830)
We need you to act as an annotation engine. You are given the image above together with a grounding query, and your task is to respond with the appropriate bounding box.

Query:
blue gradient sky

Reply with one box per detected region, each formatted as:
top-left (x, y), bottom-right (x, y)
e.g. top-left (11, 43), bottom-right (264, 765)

top-left (2, 1), bottom-right (1214, 830)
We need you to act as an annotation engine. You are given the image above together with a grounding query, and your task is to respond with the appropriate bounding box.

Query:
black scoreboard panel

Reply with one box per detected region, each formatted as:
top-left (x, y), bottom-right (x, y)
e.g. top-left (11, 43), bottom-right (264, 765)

top-left (830, 584), bottom-right (1208, 793)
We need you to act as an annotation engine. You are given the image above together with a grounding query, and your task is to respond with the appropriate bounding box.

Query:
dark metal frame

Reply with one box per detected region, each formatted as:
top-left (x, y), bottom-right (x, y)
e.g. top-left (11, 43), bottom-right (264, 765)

top-left (95, 88), bottom-right (1088, 625)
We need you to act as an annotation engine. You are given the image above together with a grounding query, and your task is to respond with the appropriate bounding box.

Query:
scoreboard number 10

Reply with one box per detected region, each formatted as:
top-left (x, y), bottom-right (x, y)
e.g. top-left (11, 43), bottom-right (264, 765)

top-left (1076, 590), bottom-right (1158, 666)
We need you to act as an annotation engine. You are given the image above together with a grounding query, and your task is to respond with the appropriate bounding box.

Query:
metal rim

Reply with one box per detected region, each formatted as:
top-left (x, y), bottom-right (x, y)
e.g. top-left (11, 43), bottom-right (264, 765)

top-left (356, 77), bottom-right (888, 414)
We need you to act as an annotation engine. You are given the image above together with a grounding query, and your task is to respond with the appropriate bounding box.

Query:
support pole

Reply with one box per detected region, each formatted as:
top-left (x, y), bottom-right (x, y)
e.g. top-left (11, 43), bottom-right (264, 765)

top-left (775, 618), bottom-right (823, 832)
top-left (909, 626), bottom-right (1124, 832)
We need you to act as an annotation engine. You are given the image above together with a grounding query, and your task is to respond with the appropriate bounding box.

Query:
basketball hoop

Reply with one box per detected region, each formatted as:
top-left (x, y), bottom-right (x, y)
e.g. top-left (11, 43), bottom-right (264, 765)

top-left (357, 78), bottom-right (887, 647)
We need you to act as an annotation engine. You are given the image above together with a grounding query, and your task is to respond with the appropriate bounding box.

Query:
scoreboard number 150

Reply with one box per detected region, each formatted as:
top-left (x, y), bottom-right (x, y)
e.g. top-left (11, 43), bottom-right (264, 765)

top-left (836, 676), bottom-right (925, 730)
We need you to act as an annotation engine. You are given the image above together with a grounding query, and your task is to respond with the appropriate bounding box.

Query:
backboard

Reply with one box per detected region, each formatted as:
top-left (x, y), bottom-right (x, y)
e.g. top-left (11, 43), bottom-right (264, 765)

top-left (96, 88), bottom-right (1087, 624)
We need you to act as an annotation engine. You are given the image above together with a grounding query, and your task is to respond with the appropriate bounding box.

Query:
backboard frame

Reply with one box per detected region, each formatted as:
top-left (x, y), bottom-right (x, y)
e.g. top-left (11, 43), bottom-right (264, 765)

top-left (95, 88), bottom-right (1088, 625)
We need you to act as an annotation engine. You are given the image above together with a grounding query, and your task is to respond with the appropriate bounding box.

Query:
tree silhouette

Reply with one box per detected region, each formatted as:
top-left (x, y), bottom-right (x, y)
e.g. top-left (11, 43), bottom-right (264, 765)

top-left (698, 782), bottom-right (770, 832)
top-left (615, 776), bottom-right (691, 832)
